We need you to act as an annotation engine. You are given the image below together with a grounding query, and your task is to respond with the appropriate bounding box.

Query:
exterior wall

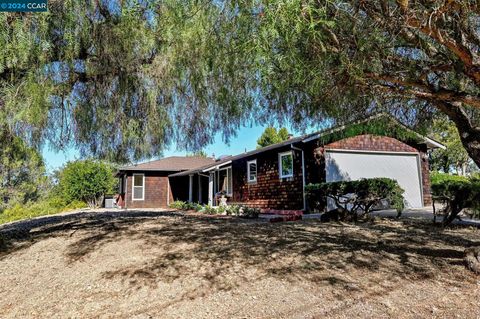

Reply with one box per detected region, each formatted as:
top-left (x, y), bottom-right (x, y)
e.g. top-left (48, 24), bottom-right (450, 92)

top-left (321, 134), bottom-right (432, 206)
top-left (232, 145), bottom-right (304, 210)
top-left (124, 171), bottom-right (174, 209)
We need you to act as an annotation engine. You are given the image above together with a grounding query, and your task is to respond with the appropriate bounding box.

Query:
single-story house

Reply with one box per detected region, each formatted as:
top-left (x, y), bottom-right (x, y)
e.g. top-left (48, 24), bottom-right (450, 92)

top-left (116, 114), bottom-right (445, 210)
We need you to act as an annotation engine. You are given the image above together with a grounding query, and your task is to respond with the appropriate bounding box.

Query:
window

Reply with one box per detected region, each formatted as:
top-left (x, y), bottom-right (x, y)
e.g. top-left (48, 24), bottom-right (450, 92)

top-left (247, 160), bottom-right (257, 183)
top-left (132, 174), bottom-right (145, 200)
top-left (218, 167), bottom-right (232, 195)
top-left (279, 151), bottom-right (293, 178)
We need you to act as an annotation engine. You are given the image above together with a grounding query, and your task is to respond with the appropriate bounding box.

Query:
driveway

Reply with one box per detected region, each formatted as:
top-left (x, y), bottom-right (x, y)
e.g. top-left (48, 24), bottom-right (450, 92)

top-left (372, 206), bottom-right (480, 227)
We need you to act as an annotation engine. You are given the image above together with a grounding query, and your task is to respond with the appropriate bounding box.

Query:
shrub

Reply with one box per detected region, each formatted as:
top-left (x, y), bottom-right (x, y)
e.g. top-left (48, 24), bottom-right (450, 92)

top-left (225, 205), bottom-right (260, 218)
top-left (306, 178), bottom-right (405, 221)
top-left (58, 160), bottom-right (116, 208)
top-left (169, 201), bottom-right (203, 211)
top-left (430, 172), bottom-right (480, 225)
top-left (0, 196), bottom-right (87, 225)
top-left (202, 205), bottom-right (218, 215)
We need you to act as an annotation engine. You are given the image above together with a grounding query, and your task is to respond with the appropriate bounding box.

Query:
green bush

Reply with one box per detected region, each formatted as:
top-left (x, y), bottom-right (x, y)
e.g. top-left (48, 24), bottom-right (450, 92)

top-left (169, 201), bottom-right (203, 211)
top-left (202, 205), bottom-right (218, 215)
top-left (306, 178), bottom-right (405, 221)
top-left (58, 160), bottom-right (116, 208)
top-left (430, 172), bottom-right (480, 225)
top-left (225, 205), bottom-right (260, 218)
top-left (0, 196), bottom-right (87, 224)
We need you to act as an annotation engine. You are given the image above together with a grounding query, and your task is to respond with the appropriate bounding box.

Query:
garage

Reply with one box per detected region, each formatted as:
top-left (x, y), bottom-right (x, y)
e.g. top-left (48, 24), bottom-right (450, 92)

top-left (325, 150), bottom-right (424, 208)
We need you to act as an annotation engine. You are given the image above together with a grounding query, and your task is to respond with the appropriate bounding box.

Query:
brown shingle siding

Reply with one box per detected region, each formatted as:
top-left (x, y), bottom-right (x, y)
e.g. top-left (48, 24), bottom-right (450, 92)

top-left (232, 146), bottom-right (304, 210)
top-left (125, 171), bottom-right (173, 208)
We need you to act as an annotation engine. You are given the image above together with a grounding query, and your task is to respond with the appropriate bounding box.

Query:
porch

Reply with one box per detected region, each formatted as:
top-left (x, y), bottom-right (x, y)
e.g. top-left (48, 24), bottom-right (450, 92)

top-left (169, 162), bottom-right (232, 206)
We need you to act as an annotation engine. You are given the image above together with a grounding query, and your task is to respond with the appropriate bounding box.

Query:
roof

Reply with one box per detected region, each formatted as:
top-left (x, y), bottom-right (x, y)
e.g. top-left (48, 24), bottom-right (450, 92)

top-left (118, 156), bottom-right (215, 172)
top-left (169, 113), bottom-right (445, 177)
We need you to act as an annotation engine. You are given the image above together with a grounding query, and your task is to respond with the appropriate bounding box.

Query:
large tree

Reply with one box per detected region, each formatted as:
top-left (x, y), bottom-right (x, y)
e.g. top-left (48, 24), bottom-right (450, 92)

top-left (0, 1), bottom-right (255, 162)
top-left (2, 0), bottom-right (480, 168)
top-left (237, 0), bottom-right (480, 166)
top-left (0, 131), bottom-right (47, 210)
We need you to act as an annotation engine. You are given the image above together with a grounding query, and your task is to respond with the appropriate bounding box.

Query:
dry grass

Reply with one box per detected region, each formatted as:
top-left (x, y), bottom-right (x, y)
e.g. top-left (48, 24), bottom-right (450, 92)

top-left (0, 211), bottom-right (479, 318)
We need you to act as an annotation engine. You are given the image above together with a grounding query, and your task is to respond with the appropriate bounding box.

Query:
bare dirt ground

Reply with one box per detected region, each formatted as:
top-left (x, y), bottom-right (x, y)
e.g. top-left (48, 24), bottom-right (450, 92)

top-left (0, 210), bottom-right (479, 319)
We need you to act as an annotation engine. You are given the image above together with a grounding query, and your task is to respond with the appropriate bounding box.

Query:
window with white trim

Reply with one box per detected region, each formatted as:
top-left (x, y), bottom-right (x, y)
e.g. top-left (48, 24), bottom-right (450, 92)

top-left (132, 174), bottom-right (145, 200)
top-left (279, 151), bottom-right (293, 178)
top-left (247, 160), bottom-right (257, 183)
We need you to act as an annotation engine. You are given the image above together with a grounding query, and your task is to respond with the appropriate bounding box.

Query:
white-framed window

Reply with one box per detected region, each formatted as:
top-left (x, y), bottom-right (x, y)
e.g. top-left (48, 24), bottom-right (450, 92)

top-left (218, 167), bottom-right (233, 196)
top-left (247, 159), bottom-right (257, 183)
top-left (132, 173), bottom-right (145, 200)
top-left (279, 151), bottom-right (293, 179)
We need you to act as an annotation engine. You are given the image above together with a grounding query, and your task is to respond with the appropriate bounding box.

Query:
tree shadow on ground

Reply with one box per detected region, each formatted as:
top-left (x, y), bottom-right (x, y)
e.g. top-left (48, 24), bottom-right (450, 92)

top-left (0, 210), bottom-right (182, 258)
top-left (1, 211), bottom-right (479, 307)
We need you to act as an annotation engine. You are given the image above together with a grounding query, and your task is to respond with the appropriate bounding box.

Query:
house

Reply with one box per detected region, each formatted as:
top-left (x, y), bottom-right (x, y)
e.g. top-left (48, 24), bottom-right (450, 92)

top-left (116, 114), bottom-right (445, 210)
top-left (116, 156), bottom-right (215, 209)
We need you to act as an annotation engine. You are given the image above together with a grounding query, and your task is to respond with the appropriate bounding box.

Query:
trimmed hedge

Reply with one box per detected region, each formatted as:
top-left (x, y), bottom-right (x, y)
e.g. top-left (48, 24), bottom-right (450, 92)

top-left (306, 178), bottom-right (405, 221)
top-left (430, 172), bottom-right (480, 225)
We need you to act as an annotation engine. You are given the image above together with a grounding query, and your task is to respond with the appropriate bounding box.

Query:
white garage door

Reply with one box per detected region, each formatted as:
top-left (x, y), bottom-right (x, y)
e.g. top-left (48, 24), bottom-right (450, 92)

top-left (325, 150), bottom-right (424, 208)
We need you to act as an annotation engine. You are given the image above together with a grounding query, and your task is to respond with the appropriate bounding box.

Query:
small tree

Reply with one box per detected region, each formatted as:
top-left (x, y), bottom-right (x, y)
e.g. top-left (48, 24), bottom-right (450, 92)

top-left (58, 160), bottom-right (116, 208)
top-left (430, 172), bottom-right (480, 226)
top-left (256, 127), bottom-right (290, 148)
top-left (306, 178), bottom-right (405, 221)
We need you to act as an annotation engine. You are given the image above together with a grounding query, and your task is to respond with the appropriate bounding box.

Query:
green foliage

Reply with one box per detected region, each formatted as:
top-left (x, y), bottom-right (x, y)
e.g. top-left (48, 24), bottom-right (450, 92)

top-left (57, 160), bottom-right (116, 208)
top-left (0, 132), bottom-right (48, 211)
top-left (306, 178), bottom-right (405, 220)
top-left (225, 205), bottom-right (260, 219)
top-left (319, 116), bottom-right (424, 147)
top-left (257, 127), bottom-right (291, 148)
top-left (202, 205), bottom-right (218, 215)
top-left (429, 120), bottom-right (478, 175)
top-left (169, 201), bottom-right (260, 218)
top-left (430, 172), bottom-right (480, 225)
top-left (186, 151), bottom-right (208, 158)
top-left (0, 196), bottom-right (86, 225)
top-left (169, 200), bottom-right (203, 211)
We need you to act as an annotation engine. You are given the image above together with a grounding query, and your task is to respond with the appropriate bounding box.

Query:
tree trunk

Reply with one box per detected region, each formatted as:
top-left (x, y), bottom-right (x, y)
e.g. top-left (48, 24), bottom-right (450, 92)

top-left (435, 102), bottom-right (480, 168)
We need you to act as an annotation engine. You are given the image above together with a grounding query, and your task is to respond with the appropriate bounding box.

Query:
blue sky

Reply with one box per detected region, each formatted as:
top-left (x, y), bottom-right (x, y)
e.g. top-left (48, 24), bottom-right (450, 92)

top-left (42, 122), bottom-right (320, 172)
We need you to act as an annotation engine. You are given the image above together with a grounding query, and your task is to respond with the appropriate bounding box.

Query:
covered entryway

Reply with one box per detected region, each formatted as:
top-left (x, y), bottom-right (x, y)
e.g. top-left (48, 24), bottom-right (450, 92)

top-left (325, 150), bottom-right (424, 208)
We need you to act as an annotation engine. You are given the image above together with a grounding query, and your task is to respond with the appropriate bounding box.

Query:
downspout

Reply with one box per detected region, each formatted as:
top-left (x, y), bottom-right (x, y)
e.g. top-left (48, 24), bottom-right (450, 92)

top-left (291, 145), bottom-right (306, 211)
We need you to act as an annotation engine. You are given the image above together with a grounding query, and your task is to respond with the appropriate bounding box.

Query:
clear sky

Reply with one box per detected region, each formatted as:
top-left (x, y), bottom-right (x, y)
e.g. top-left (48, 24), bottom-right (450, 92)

top-left (42, 122), bottom-right (320, 173)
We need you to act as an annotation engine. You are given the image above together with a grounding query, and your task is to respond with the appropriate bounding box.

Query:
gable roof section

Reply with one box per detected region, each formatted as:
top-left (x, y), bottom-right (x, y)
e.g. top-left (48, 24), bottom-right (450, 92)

top-left (302, 113), bottom-right (445, 149)
top-left (118, 156), bottom-right (215, 172)
top-left (169, 113), bottom-right (445, 177)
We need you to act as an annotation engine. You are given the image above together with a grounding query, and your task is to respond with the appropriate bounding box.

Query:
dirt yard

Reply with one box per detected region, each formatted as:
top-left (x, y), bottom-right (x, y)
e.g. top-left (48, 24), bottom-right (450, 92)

top-left (0, 210), bottom-right (479, 318)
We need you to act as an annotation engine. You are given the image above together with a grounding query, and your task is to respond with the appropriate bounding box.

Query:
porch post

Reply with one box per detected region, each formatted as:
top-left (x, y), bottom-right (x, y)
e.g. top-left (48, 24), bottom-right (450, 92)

top-left (198, 175), bottom-right (202, 203)
top-left (188, 174), bottom-right (193, 202)
top-left (208, 172), bottom-right (214, 206)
